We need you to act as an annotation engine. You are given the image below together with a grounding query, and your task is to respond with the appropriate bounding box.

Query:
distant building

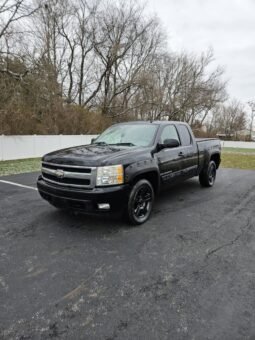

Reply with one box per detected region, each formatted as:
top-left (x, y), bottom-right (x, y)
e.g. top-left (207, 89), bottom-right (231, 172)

top-left (216, 133), bottom-right (234, 140)
top-left (216, 130), bottom-right (255, 141)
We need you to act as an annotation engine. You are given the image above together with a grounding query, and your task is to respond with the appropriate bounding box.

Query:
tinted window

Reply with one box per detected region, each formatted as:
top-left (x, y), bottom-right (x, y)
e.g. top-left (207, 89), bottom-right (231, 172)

top-left (178, 125), bottom-right (192, 146)
top-left (160, 125), bottom-right (180, 144)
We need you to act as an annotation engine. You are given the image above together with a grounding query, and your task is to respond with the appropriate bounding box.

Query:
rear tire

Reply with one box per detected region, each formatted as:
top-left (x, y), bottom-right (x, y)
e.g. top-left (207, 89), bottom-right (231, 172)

top-left (199, 160), bottom-right (217, 187)
top-left (125, 179), bottom-right (154, 225)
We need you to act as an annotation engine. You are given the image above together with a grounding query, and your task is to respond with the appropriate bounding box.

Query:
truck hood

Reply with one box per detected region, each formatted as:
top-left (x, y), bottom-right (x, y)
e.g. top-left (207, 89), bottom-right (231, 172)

top-left (42, 144), bottom-right (152, 167)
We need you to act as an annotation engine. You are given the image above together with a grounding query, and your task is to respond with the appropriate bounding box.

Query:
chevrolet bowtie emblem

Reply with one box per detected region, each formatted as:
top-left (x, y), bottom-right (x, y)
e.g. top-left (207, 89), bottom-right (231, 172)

top-left (55, 169), bottom-right (65, 178)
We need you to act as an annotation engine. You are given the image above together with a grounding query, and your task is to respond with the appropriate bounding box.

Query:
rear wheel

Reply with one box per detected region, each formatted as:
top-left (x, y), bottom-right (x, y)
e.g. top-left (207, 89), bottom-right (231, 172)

top-left (199, 160), bottom-right (217, 187)
top-left (125, 179), bottom-right (154, 225)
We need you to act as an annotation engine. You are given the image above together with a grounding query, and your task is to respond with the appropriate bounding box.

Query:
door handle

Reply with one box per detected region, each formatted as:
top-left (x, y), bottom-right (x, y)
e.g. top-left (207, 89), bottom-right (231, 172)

top-left (178, 151), bottom-right (184, 157)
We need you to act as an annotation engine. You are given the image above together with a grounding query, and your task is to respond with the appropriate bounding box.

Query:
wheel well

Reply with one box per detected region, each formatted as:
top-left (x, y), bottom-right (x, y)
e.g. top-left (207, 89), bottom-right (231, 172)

top-left (210, 153), bottom-right (220, 169)
top-left (132, 171), bottom-right (159, 194)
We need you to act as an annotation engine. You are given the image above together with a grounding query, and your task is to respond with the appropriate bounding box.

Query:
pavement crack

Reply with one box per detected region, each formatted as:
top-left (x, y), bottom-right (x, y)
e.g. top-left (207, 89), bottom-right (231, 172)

top-left (206, 218), bottom-right (252, 259)
top-left (60, 265), bottom-right (105, 301)
top-left (212, 188), bottom-right (255, 231)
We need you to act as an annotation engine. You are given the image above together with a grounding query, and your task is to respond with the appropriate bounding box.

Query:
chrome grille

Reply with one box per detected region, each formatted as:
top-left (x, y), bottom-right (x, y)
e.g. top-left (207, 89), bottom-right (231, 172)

top-left (41, 162), bottom-right (96, 189)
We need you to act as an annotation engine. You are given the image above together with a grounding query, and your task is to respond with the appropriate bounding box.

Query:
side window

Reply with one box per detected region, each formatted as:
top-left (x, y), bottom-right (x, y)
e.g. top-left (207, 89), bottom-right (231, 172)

top-left (178, 125), bottom-right (192, 146)
top-left (160, 125), bottom-right (180, 144)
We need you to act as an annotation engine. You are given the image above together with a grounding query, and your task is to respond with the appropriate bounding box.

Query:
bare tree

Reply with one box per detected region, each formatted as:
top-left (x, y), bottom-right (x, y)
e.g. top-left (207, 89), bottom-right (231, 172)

top-left (74, 0), bottom-right (98, 106)
top-left (0, 0), bottom-right (39, 40)
top-left (208, 100), bottom-right (246, 137)
top-left (131, 49), bottom-right (227, 124)
top-left (0, 0), bottom-right (39, 79)
top-left (88, 0), bottom-right (163, 116)
top-left (0, 0), bottom-right (229, 135)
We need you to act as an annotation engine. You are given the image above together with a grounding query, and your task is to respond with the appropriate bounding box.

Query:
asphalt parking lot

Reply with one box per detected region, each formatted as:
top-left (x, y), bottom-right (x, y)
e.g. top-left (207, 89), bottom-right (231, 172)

top-left (0, 168), bottom-right (255, 339)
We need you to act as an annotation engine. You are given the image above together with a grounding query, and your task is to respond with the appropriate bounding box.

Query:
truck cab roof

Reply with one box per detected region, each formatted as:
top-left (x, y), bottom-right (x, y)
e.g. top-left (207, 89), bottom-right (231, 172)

top-left (113, 120), bottom-right (188, 125)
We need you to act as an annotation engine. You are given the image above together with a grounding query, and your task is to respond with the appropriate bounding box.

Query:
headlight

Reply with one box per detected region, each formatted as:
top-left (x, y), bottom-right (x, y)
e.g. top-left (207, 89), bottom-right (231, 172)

top-left (96, 165), bottom-right (124, 186)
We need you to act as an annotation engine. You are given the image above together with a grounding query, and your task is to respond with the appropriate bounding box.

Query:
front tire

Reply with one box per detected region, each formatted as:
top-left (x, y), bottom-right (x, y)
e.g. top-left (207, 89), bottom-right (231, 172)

top-left (199, 160), bottom-right (217, 187)
top-left (126, 179), bottom-right (154, 225)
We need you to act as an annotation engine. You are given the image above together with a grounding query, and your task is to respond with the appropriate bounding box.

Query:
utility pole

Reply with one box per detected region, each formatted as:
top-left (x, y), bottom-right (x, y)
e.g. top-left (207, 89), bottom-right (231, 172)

top-left (248, 101), bottom-right (255, 141)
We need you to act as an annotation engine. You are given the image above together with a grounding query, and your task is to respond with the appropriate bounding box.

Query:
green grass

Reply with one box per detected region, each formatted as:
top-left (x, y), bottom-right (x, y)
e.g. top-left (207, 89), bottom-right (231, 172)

top-left (223, 147), bottom-right (255, 154)
top-left (0, 158), bottom-right (41, 176)
top-left (221, 147), bottom-right (255, 170)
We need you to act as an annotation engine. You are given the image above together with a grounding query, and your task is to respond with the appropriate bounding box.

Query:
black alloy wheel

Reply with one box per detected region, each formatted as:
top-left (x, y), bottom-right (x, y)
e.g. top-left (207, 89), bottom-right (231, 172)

top-left (126, 179), bottom-right (154, 225)
top-left (199, 160), bottom-right (217, 187)
top-left (208, 162), bottom-right (216, 186)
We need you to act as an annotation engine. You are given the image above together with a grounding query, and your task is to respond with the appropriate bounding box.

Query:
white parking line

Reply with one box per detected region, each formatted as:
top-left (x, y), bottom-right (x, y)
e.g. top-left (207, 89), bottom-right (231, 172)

top-left (0, 180), bottom-right (38, 191)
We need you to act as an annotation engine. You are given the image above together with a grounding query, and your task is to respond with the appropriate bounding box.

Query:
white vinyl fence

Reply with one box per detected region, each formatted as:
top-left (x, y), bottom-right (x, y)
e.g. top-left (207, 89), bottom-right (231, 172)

top-left (0, 135), bottom-right (255, 161)
top-left (220, 141), bottom-right (255, 149)
top-left (0, 135), bottom-right (97, 161)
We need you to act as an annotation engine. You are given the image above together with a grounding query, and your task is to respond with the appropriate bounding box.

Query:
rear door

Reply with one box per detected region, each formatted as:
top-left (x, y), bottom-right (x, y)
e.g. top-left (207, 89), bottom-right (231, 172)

top-left (156, 124), bottom-right (183, 183)
top-left (176, 124), bottom-right (198, 177)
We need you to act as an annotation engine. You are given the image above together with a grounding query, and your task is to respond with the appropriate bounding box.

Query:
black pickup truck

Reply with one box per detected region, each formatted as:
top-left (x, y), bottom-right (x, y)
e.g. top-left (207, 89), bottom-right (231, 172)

top-left (37, 121), bottom-right (221, 224)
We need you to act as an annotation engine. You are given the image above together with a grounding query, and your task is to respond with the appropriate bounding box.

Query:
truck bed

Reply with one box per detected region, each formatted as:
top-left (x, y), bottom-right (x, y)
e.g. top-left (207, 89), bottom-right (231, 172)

top-left (195, 138), bottom-right (219, 142)
top-left (195, 138), bottom-right (221, 172)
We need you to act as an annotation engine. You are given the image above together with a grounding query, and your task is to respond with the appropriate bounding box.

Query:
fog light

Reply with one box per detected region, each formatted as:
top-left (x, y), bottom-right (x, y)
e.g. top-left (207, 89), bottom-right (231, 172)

top-left (98, 203), bottom-right (110, 210)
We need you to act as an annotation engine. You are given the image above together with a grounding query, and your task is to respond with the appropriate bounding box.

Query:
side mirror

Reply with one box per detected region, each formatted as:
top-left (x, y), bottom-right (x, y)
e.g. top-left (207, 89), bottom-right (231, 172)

top-left (91, 138), bottom-right (96, 144)
top-left (159, 138), bottom-right (180, 150)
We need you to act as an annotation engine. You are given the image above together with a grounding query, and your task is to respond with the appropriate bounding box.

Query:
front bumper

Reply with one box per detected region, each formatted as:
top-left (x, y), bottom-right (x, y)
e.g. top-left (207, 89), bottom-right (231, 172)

top-left (37, 176), bottom-right (130, 213)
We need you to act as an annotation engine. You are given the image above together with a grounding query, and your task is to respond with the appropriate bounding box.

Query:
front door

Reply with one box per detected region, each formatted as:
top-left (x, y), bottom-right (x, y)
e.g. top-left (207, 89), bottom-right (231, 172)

top-left (156, 124), bottom-right (183, 183)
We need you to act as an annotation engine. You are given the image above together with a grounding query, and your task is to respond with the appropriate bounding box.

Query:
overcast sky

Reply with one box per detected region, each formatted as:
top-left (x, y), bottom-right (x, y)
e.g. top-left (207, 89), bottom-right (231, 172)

top-left (147, 0), bottom-right (255, 103)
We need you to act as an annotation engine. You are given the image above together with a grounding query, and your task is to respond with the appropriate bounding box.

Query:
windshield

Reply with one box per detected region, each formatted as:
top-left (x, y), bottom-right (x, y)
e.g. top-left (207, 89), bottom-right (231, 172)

top-left (95, 124), bottom-right (158, 147)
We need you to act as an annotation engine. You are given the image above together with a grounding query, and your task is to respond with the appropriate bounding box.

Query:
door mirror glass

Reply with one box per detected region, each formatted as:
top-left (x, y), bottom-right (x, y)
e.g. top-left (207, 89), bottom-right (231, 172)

top-left (161, 138), bottom-right (180, 149)
top-left (91, 138), bottom-right (96, 144)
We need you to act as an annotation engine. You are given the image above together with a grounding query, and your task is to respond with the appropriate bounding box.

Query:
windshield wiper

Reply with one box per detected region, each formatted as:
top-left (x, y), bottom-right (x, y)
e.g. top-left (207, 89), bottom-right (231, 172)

top-left (111, 142), bottom-right (136, 147)
top-left (94, 141), bottom-right (108, 145)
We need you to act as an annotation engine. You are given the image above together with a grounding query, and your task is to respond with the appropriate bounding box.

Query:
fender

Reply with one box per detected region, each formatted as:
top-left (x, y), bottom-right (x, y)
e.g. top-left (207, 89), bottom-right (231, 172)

top-left (198, 150), bottom-right (220, 175)
top-left (124, 159), bottom-right (160, 192)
